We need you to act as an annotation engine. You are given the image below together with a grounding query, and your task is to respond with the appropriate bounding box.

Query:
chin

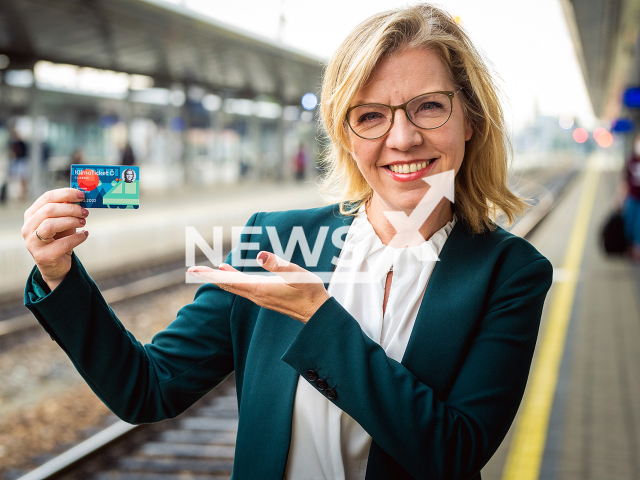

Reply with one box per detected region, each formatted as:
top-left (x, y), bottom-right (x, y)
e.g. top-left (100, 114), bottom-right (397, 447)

top-left (388, 191), bottom-right (429, 212)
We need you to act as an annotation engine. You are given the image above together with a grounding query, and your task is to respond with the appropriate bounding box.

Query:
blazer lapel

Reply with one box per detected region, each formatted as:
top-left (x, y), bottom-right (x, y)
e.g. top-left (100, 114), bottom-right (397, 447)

top-left (234, 307), bottom-right (303, 479)
top-left (401, 221), bottom-right (488, 398)
top-left (313, 205), bottom-right (356, 287)
top-left (234, 205), bottom-right (356, 479)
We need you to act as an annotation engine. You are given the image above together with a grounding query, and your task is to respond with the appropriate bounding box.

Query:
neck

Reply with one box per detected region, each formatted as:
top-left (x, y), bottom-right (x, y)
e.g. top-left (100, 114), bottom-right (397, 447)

top-left (365, 194), bottom-right (453, 246)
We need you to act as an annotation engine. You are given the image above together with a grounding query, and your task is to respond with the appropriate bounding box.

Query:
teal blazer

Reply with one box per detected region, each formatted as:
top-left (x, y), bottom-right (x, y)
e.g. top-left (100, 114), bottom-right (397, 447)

top-left (24, 204), bottom-right (553, 480)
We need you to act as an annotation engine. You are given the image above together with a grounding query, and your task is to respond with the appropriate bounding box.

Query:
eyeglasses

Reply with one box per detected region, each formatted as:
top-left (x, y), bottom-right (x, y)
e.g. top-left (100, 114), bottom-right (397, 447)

top-left (346, 90), bottom-right (461, 140)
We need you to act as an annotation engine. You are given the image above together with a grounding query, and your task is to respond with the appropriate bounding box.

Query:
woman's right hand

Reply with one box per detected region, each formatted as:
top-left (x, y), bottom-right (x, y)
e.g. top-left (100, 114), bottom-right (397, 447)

top-left (22, 188), bottom-right (91, 291)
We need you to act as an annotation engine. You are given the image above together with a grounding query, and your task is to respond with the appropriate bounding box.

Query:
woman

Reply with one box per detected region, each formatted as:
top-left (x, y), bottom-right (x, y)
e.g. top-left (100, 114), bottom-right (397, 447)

top-left (22, 4), bottom-right (552, 480)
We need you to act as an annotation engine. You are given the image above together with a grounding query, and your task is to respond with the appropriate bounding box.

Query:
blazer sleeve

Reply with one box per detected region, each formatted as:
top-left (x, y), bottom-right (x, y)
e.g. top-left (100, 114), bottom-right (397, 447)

top-left (281, 255), bottom-right (553, 480)
top-left (23, 213), bottom-right (259, 424)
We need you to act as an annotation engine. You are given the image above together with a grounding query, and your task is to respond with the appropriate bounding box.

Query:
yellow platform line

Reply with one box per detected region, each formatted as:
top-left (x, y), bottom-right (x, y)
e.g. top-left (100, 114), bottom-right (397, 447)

top-left (501, 161), bottom-right (600, 480)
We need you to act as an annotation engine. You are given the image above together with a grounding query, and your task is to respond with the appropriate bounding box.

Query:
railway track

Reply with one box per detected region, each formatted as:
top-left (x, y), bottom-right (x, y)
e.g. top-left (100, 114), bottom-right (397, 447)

top-left (16, 377), bottom-right (238, 480)
top-left (5, 167), bottom-right (577, 480)
top-left (0, 267), bottom-right (188, 339)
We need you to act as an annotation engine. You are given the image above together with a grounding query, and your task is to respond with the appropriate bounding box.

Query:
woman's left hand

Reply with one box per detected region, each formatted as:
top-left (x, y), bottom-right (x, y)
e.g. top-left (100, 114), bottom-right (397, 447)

top-left (187, 251), bottom-right (330, 323)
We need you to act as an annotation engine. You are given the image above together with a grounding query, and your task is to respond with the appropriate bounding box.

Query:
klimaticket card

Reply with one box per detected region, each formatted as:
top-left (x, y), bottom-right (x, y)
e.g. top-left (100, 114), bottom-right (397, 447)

top-left (71, 165), bottom-right (140, 209)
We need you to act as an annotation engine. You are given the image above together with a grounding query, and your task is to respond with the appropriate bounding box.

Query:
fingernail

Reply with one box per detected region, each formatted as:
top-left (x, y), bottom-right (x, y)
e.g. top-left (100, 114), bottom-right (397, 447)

top-left (257, 251), bottom-right (270, 266)
top-left (79, 218), bottom-right (86, 226)
top-left (83, 230), bottom-right (89, 237)
top-left (81, 208), bottom-right (89, 217)
top-left (77, 190), bottom-right (85, 199)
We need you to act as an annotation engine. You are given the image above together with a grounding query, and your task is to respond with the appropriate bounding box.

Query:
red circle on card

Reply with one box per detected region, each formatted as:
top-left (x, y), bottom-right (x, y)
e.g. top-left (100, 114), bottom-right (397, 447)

top-left (78, 169), bottom-right (99, 191)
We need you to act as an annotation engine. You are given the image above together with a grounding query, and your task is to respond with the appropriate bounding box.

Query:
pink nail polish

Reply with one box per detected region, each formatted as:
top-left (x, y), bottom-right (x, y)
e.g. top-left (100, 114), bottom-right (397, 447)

top-left (257, 252), bottom-right (270, 265)
top-left (79, 218), bottom-right (86, 225)
top-left (81, 208), bottom-right (89, 217)
top-left (77, 190), bottom-right (85, 199)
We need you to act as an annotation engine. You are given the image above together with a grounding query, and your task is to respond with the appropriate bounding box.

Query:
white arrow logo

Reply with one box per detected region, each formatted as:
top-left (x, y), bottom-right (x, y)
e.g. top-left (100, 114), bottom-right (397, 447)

top-left (383, 170), bottom-right (455, 250)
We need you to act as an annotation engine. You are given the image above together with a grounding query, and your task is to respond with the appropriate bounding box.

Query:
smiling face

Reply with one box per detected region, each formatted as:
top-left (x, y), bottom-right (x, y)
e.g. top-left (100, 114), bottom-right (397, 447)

top-left (348, 47), bottom-right (472, 216)
top-left (125, 170), bottom-right (134, 182)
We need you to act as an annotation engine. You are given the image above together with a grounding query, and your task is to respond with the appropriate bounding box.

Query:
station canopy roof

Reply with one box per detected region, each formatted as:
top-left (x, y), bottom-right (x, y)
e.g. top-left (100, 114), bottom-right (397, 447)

top-left (561, 0), bottom-right (640, 118)
top-left (0, 0), bottom-right (325, 104)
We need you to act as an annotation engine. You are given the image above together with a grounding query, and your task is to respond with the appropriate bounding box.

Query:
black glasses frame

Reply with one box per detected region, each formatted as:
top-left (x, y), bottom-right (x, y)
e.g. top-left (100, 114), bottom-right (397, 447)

top-left (346, 89), bottom-right (461, 140)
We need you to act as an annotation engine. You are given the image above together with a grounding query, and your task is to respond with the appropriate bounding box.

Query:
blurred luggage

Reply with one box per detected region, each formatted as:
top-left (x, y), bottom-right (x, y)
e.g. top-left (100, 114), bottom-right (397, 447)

top-left (601, 211), bottom-right (627, 255)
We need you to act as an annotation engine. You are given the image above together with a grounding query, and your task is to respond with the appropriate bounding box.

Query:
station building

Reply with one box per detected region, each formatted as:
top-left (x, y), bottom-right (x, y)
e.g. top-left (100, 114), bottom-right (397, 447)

top-left (0, 0), bottom-right (324, 197)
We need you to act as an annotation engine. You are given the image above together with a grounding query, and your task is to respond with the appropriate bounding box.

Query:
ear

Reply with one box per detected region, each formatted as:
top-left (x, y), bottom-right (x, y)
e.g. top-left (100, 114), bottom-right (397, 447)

top-left (464, 119), bottom-right (473, 142)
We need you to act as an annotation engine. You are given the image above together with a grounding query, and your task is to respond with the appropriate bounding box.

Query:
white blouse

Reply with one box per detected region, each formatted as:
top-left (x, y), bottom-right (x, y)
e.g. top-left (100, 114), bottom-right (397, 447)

top-left (284, 210), bottom-right (456, 480)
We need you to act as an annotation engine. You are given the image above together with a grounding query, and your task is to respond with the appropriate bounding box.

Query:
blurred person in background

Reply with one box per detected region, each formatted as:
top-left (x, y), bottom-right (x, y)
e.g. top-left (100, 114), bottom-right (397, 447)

top-left (239, 157), bottom-right (251, 180)
top-left (292, 143), bottom-right (308, 181)
top-left (41, 141), bottom-right (51, 186)
top-left (617, 132), bottom-right (640, 262)
top-left (121, 142), bottom-right (135, 166)
top-left (0, 150), bottom-right (7, 204)
top-left (21, 4), bottom-right (553, 479)
top-left (60, 147), bottom-right (85, 182)
top-left (70, 147), bottom-right (85, 165)
top-left (8, 127), bottom-right (28, 201)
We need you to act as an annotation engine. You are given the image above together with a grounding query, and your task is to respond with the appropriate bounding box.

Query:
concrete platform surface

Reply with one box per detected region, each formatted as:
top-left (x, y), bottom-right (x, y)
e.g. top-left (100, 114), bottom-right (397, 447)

top-left (482, 162), bottom-right (640, 480)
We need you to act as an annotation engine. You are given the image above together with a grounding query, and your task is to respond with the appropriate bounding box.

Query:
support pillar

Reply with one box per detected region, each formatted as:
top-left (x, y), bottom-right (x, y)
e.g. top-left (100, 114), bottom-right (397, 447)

top-left (276, 114), bottom-right (285, 181)
top-left (28, 81), bottom-right (43, 200)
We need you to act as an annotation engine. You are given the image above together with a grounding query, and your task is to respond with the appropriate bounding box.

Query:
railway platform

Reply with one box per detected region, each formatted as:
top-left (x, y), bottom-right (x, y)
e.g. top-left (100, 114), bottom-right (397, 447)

top-left (482, 155), bottom-right (640, 479)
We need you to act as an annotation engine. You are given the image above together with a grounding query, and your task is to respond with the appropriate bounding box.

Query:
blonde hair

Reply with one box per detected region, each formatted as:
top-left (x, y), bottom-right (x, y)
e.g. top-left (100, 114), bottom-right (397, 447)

top-left (318, 3), bottom-right (527, 233)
